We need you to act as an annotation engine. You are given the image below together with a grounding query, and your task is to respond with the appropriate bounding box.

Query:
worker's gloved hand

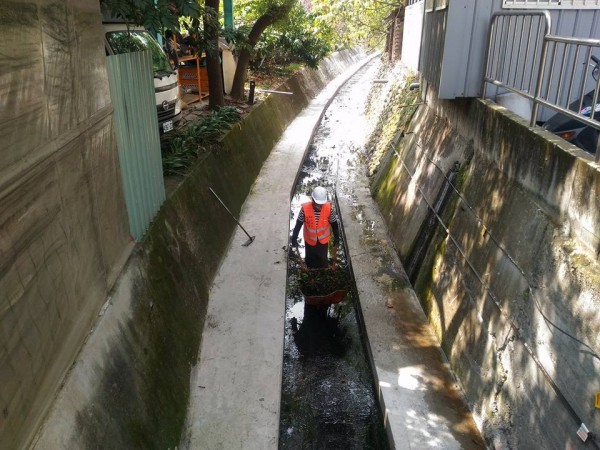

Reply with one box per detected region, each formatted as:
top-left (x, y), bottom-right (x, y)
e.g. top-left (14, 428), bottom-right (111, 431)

top-left (291, 237), bottom-right (299, 248)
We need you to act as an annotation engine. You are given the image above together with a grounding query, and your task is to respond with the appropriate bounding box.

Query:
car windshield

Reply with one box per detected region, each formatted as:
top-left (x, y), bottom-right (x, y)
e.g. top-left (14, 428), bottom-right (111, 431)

top-left (106, 30), bottom-right (173, 75)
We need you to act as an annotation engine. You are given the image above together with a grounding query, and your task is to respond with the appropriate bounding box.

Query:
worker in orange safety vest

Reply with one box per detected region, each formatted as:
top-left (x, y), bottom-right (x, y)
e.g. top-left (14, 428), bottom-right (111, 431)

top-left (290, 186), bottom-right (340, 268)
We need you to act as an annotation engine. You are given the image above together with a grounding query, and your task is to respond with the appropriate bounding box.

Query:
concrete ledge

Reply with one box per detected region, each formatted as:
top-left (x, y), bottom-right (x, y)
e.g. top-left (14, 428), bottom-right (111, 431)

top-left (475, 99), bottom-right (600, 254)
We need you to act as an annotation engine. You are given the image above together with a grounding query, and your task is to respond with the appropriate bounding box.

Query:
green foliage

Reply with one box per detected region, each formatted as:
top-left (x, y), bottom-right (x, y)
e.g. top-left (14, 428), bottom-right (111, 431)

top-left (233, 0), bottom-right (403, 69)
top-left (235, 0), bottom-right (296, 22)
top-left (105, 0), bottom-right (201, 33)
top-left (257, 6), bottom-right (331, 69)
top-left (161, 106), bottom-right (241, 176)
top-left (366, 73), bottom-right (420, 176)
top-left (103, 0), bottom-right (223, 58)
top-left (106, 0), bottom-right (403, 102)
top-left (309, 0), bottom-right (404, 50)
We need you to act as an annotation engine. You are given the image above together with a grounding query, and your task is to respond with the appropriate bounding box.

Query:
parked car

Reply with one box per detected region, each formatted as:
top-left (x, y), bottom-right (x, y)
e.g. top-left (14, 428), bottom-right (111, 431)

top-left (103, 23), bottom-right (182, 134)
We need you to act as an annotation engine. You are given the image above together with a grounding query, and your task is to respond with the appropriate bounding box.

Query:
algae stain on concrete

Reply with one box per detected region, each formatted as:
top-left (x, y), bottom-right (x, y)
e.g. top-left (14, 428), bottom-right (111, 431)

top-left (365, 73), bottom-right (420, 178)
top-left (372, 136), bottom-right (472, 356)
top-left (73, 174), bottom-right (231, 448)
top-left (75, 216), bottom-right (208, 449)
top-left (412, 160), bottom-right (471, 353)
top-left (349, 197), bottom-right (411, 297)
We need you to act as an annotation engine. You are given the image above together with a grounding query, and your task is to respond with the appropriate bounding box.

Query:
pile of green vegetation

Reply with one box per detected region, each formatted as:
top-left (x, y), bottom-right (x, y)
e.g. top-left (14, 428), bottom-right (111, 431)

top-left (299, 266), bottom-right (351, 296)
top-left (161, 106), bottom-right (241, 176)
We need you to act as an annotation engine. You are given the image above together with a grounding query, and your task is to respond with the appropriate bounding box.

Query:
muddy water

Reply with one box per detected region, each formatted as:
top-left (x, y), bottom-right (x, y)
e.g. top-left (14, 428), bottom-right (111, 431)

top-left (279, 61), bottom-right (389, 449)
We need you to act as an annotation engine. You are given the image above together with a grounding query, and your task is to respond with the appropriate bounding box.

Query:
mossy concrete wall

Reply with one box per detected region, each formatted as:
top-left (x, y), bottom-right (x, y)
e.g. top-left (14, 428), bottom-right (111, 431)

top-left (372, 91), bottom-right (600, 448)
top-left (30, 48), bottom-right (365, 450)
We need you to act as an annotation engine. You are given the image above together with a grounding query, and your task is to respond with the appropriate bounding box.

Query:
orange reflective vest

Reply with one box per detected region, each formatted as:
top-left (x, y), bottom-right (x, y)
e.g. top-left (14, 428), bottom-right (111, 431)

top-left (302, 202), bottom-right (331, 246)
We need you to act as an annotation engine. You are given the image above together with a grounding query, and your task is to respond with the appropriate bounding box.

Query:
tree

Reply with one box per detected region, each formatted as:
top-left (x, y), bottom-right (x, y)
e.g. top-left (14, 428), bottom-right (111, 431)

top-left (229, 0), bottom-right (298, 100)
top-left (105, 0), bottom-right (200, 36)
top-left (204, 1), bottom-right (225, 109)
top-left (105, 0), bottom-right (403, 105)
top-left (249, 4), bottom-right (333, 70)
top-left (105, 0), bottom-right (226, 109)
top-left (308, 0), bottom-right (404, 49)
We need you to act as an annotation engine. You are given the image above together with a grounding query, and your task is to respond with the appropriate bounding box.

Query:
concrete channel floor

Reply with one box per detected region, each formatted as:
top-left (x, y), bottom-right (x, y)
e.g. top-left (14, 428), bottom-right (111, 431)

top-left (182, 56), bottom-right (484, 449)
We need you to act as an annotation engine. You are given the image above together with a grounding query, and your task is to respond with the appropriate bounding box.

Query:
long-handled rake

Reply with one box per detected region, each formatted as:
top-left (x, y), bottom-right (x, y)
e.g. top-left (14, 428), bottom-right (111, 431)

top-left (209, 187), bottom-right (255, 247)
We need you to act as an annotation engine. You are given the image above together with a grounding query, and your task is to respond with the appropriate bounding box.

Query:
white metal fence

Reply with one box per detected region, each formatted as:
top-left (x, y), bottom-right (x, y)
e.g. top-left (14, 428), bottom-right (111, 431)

top-left (483, 10), bottom-right (600, 161)
top-left (503, 0), bottom-right (600, 8)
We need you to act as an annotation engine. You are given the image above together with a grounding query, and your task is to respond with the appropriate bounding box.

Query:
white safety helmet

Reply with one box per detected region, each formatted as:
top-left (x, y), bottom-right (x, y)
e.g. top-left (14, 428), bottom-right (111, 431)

top-left (312, 186), bottom-right (328, 204)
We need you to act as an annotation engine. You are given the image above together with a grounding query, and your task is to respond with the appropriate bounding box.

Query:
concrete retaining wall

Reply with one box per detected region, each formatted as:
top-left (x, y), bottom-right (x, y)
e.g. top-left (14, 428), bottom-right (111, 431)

top-left (30, 48), bottom-right (365, 449)
top-left (372, 90), bottom-right (600, 448)
top-left (0, 3), bottom-right (132, 448)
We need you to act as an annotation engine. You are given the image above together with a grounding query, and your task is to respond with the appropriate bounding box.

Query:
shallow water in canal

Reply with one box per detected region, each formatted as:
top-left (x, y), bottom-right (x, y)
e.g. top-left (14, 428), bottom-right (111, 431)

top-left (279, 60), bottom-right (390, 449)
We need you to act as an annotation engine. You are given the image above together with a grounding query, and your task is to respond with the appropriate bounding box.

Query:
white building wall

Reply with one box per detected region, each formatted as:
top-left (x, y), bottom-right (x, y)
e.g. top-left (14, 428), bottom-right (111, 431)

top-left (420, 0), bottom-right (600, 100)
top-left (402, 1), bottom-right (425, 72)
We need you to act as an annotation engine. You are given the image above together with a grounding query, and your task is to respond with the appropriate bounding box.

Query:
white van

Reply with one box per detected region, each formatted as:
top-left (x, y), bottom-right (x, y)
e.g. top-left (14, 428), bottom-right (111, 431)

top-left (103, 23), bottom-right (182, 133)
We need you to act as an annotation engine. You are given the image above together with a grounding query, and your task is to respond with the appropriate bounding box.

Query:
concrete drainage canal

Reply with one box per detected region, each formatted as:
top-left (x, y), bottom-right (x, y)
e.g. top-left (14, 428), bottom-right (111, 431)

top-left (279, 61), bottom-right (389, 449)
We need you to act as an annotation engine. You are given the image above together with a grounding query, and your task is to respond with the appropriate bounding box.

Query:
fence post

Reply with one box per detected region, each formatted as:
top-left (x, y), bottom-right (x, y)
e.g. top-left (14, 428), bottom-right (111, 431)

top-left (248, 81), bottom-right (256, 105)
top-left (531, 39), bottom-right (550, 127)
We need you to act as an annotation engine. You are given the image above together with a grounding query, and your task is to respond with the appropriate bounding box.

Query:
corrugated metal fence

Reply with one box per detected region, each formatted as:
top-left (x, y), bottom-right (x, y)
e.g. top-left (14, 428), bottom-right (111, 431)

top-left (106, 51), bottom-right (166, 240)
top-left (421, 6), bottom-right (447, 93)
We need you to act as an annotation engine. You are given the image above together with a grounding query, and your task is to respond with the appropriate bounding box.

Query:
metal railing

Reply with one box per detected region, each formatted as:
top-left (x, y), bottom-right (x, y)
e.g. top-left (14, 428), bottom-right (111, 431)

top-left (503, 0), bottom-right (600, 8)
top-left (482, 11), bottom-right (600, 162)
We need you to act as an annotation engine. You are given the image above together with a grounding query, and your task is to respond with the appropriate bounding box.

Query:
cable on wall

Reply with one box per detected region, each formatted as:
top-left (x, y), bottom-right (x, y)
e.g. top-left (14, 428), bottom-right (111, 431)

top-left (391, 143), bottom-right (599, 448)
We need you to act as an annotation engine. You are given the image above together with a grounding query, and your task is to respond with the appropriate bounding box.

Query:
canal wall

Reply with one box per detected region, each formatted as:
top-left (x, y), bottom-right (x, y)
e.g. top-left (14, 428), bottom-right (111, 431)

top-left (30, 49), bottom-right (366, 449)
top-left (371, 81), bottom-right (600, 448)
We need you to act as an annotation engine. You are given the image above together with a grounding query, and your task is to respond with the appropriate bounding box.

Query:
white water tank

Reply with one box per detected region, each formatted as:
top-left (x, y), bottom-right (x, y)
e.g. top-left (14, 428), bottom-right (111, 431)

top-left (496, 92), bottom-right (532, 122)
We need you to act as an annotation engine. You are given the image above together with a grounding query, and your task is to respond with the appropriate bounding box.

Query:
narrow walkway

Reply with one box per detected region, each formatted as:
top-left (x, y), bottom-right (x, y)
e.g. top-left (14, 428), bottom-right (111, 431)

top-left (182, 55), bottom-right (377, 449)
top-left (183, 57), bottom-right (484, 449)
top-left (331, 69), bottom-right (485, 449)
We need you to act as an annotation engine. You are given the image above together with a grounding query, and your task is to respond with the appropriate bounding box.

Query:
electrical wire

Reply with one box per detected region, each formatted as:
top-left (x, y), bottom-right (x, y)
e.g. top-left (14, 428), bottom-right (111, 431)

top-left (391, 143), bottom-right (599, 448)
top-left (416, 141), bottom-right (600, 362)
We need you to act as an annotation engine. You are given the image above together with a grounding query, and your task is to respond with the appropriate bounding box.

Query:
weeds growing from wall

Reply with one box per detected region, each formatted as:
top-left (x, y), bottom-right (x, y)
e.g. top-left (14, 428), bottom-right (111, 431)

top-left (364, 63), bottom-right (419, 178)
